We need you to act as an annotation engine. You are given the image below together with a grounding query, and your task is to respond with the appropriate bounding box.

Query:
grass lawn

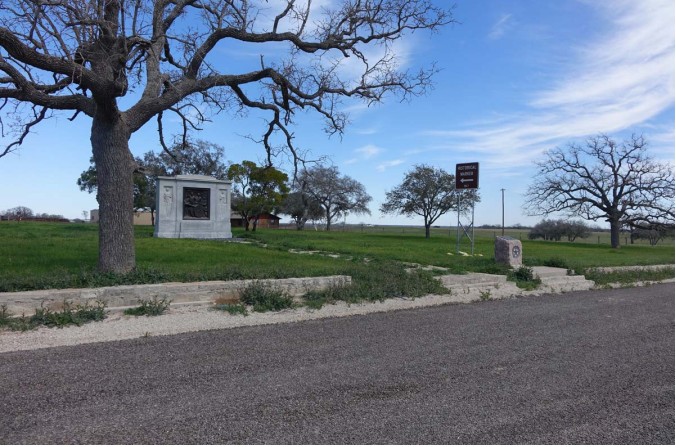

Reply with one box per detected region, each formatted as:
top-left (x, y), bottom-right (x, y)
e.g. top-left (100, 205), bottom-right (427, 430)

top-left (0, 221), bottom-right (673, 292)
top-left (243, 226), bottom-right (674, 271)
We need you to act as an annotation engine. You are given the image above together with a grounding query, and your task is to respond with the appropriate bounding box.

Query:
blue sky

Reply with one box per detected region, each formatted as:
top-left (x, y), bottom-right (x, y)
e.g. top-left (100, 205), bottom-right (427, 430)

top-left (0, 0), bottom-right (674, 228)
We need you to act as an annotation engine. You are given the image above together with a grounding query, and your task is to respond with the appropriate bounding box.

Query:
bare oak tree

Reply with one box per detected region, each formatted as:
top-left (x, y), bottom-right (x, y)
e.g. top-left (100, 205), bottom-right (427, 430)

top-left (0, 0), bottom-right (452, 272)
top-left (525, 134), bottom-right (675, 248)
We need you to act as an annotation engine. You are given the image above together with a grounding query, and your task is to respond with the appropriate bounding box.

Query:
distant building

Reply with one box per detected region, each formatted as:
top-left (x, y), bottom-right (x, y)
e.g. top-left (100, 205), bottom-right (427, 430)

top-left (231, 212), bottom-right (281, 229)
top-left (133, 211), bottom-right (153, 225)
top-left (90, 209), bottom-right (154, 226)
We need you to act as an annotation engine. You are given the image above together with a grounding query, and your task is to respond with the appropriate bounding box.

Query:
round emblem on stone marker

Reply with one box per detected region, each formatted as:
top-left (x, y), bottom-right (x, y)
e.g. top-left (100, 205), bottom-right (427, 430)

top-left (512, 245), bottom-right (521, 258)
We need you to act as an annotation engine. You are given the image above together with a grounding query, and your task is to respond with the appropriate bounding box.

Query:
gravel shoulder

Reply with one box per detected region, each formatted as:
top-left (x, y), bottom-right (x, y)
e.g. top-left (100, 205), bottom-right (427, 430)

top-left (1, 274), bottom-right (673, 354)
top-left (0, 292), bottom-right (481, 353)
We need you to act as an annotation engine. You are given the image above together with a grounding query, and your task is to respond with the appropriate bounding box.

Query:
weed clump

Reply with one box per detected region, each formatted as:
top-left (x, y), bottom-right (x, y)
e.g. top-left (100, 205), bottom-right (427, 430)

top-left (124, 298), bottom-right (171, 316)
top-left (240, 282), bottom-right (295, 312)
top-left (507, 266), bottom-right (542, 290)
top-left (0, 300), bottom-right (107, 331)
top-left (585, 266), bottom-right (674, 286)
top-left (300, 261), bottom-right (448, 309)
top-left (213, 303), bottom-right (249, 316)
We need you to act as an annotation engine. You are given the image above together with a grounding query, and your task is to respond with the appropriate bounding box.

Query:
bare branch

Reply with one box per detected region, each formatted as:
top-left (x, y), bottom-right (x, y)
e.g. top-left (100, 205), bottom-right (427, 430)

top-left (0, 104), bottom-right (47, 157)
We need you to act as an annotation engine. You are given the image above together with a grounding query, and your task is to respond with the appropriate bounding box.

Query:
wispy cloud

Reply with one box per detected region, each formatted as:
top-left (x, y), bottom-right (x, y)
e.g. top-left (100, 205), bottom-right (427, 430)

top-left (423, 0), bottom-right (674, 171)
top-left (355, 144), bottom-right (384, 159)
top-left (488, 13), bottom-right (514, 40)
top-left (331, 37), bottom-right (416, 84)
top-left (376, 159), bottom-right (405, 172)
top-left (354, 126), bottom-right (380, 136)
top-left (343, 143), bottom-right (386, 166)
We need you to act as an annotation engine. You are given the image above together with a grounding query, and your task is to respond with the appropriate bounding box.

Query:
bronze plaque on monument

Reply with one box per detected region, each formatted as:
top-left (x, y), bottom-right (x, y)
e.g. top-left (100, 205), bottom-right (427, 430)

top-left (183, 187), bottom-right (210, 220)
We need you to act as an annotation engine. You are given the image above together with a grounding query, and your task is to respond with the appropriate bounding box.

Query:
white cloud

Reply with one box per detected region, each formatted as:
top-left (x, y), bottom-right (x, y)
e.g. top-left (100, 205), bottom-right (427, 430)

top-left (354, 127), bottom-right (380, 135)
top-left (342, 144), bottom-right (385, 167)
top-left (422, 0), bottom-right (675, 171)
top-left (532, 0), bottom-right (674, 112)
top-left (488, 14), bottom-right (514, 40)
top-left (355, 144), bottom-right (384, 159)
top-left (376, 159), bottom-right (404, 172)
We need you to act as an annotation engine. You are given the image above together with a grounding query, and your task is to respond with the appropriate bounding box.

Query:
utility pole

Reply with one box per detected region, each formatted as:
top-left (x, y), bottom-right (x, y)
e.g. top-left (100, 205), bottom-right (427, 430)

top-left (501, 188), bottom-right (506, 236)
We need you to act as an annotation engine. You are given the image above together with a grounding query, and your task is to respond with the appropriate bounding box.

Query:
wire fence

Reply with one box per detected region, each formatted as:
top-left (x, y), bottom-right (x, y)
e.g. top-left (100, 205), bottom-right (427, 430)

top-left (278, 223), bottom-right (675, 246)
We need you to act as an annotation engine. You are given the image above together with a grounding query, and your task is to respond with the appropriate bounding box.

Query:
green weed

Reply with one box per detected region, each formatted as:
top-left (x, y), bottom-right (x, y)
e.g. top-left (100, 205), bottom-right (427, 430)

top-left (239, 282), bottom-right (295, 312)
top-left (507, 266), bottom-right (542, 290)
top-left (585, 267), bottom-right (675, 286)
top-left (0, 300), bottom-right (107, 331)
top-left (124, 298), bottom-right (171, 316)
top-left (213, 303), bottom-right (249, 316)
top-left (302, 287), bottom-right (342, 310)
top-left (480, 290), bottom-right (492, 301)
top-left (299, 261), bottom-right (447, 308)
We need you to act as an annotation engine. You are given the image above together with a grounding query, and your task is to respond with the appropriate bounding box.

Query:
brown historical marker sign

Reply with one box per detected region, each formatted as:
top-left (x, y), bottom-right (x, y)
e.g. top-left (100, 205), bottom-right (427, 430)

top-left (455, 162), bottom-right (479, 189)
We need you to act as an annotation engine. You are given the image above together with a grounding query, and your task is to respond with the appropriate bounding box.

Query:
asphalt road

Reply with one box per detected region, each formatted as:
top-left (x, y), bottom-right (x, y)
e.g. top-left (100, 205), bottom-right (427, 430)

top-left (1, 284), bottom-right (673, 444)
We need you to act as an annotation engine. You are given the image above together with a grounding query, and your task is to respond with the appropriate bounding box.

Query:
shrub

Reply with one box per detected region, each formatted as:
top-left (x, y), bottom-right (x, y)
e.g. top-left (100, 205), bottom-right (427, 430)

top-left (507, 266), bottom-right (542, 290)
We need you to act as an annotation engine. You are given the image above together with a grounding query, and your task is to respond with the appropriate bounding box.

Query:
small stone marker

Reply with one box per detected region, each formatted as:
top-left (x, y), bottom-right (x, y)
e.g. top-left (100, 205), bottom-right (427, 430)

top-left (154, 175), bottom-right (232, 239)
top-left (495, 236), bottom-right (522, 267)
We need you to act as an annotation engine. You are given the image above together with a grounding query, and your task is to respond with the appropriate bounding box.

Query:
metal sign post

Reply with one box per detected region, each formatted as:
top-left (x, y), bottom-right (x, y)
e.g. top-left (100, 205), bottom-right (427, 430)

top-left (455, 162), bottom-right (479, 255)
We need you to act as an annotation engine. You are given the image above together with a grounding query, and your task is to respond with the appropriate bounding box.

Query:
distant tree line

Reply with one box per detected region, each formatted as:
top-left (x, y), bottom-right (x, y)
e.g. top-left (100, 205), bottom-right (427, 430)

top-left (1, 206), bottom-right (67, 222)
top-left (628, 222), bottom-right (675, 246)
top-left (528, 219), bottom-right (593, 242)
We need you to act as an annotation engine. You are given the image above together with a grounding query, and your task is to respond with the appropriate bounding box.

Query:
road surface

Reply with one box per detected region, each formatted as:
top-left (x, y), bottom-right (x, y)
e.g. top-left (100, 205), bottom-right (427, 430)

top-left (1, 284), bottom-right (673, 444)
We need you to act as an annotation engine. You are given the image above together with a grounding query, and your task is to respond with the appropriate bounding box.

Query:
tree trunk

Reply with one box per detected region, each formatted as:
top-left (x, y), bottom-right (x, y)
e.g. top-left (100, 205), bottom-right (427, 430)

top-left (297, 207), bottom-right (308, 230)
top-left (325, 209), bottom-right (332, 231)
top-left (91, 113), bottom-right (136, 273)
top-left (609, 217), bottom-right (621, 249)
top-left (425, 223), bottom-right (431, 239)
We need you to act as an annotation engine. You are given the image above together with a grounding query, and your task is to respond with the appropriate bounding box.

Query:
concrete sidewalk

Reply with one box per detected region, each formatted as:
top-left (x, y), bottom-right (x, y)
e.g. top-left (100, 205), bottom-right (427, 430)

top-left (1, 265), bottom-right (671, 316)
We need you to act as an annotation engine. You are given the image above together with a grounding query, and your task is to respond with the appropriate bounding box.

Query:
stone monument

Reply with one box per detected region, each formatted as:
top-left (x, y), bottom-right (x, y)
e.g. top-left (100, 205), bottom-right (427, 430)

top-left (494, 236), bottom-right (522, 267)
top-left (154, 175), bottom-right (232, 239)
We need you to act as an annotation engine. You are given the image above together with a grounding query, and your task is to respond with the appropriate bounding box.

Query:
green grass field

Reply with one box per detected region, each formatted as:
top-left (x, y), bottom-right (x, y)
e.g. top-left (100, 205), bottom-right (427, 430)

top-left (0, 221), bottom-right (673, 292)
